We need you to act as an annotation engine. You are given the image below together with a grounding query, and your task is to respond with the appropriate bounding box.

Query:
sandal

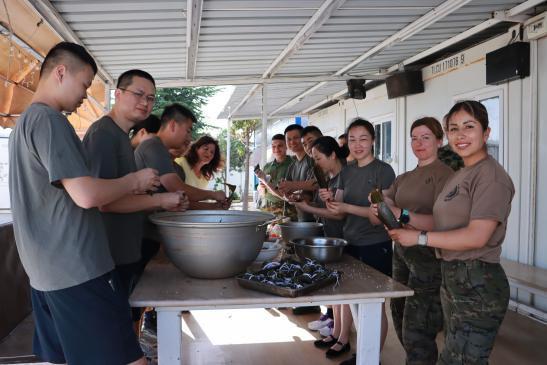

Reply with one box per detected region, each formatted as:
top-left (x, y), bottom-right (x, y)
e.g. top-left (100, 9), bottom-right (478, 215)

top-left (326, 341), bottom-right (351, 358)
top-left (314, 335), bottom-right (338, 348)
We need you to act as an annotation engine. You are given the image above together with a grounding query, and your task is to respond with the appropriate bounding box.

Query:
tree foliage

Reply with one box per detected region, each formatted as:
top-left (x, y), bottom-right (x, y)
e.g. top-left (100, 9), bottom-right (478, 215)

top-left (217, 129), bottom-right (246, 172)
top-left (229, 119), bottom-right (261, 209)
top-left (152, 87), bottom-right (217, 138)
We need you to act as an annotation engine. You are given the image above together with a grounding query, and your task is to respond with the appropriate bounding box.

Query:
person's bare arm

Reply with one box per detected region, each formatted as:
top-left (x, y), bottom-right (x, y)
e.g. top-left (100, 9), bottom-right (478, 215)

top-left (99, 191), bottom-right (189, 213)
top-left (293, 201), bottom-right (343, 220)
top-left (278, 179), bottom-right (316, 194)
top-left (161, 173), bottom-right (226, 202)
top-left (61, 168), bottom-right (160, 209)
top-left (389, 219), bottom-right (498, 251)
top-left (189, 201), bottom-right (224, 210)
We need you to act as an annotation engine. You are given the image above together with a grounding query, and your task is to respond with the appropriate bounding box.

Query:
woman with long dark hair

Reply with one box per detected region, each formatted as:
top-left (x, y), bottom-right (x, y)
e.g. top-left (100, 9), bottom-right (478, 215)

top-left (389, 101), bottom-right (514, 364)
top-left (175, 135), bottom-right (222, 189)
top-left (323, 118), bottom-right (396, 363)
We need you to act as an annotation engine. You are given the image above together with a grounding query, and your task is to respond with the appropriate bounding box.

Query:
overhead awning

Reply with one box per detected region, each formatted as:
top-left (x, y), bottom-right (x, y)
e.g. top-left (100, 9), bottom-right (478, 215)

top-left (22, 0), bottom-right (545, 121)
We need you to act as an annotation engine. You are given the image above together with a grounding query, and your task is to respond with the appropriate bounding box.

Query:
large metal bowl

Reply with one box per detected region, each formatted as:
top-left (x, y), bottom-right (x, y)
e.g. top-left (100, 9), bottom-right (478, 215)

top-left (277, 222), bottom-right (325, 244)
top-left (290, 237), bottom-right (348, 263)
top-left (150, 210), bottom-right (275, 279)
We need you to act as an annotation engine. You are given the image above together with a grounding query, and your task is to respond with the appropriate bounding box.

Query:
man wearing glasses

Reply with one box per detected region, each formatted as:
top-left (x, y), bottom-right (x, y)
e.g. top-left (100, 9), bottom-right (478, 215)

top-left (83, 69), bottom-right (189, 308)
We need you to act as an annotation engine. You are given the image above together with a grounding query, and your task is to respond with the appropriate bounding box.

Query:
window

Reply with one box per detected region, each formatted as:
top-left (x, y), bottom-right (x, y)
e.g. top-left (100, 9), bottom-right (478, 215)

top-left (480, 96), bottom-right (501, 161)
top-left (454, 86), bottom-right (505, 164)
top-left (373, 120), bottom-right (393, 163)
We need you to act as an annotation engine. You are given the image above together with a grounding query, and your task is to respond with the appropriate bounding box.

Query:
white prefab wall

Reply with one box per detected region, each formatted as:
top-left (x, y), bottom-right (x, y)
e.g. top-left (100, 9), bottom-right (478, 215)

top-left (535, 36), bottom-right (547, 280)
top-left (309, 30), bottom-right (547, 311)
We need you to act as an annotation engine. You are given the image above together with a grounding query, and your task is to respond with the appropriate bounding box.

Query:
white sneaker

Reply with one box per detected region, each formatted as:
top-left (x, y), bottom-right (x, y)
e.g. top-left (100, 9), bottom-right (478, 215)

top-left (319, 320), bottom-right (334, 337)
top-left (307, 314), bottom-right (333, 331)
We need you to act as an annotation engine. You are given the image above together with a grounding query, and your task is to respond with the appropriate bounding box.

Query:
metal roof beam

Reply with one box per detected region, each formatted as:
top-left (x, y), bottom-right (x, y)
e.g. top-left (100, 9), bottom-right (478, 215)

top-left (25, 0), bottom-right (114, 85)
top-left (228, 0), bottom-right (346, 118)
top-left (157, 73), bottom-right (386, 87)
top-left (508, 0), bottom-right (546, 17)
top-left (186, 0), bottom-right (203, 80)
top-left (269, 0), bottom-right (472, 117)
top-left (300, 0), bottom-right (537, 116)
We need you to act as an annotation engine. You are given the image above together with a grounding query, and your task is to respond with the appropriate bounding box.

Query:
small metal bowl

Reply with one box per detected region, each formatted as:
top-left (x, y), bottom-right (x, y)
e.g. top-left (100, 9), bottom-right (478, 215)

top-left (290, 237), bottom-right (348, 263)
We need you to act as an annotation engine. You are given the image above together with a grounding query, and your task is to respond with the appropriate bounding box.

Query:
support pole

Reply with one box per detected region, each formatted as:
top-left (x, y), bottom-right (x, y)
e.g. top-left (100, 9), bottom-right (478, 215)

top-left (226, 113), bottom-right (231, 182)
top-left (261, 85), bottom-right (268, 167)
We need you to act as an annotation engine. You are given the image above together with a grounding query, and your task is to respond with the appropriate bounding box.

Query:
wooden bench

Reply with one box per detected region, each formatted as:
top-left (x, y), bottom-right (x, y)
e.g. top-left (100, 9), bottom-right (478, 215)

top-left (501, 258), bottom-right (547, 322)
top-left (501, 258), bottom-right (547, 297)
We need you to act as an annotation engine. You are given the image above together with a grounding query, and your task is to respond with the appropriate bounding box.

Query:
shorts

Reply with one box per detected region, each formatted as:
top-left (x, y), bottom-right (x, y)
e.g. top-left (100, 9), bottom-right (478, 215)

top-left (31, 271), bottom-right (143, 365)
top-left (345, 240), bottom-right (393, 276)
top-left (116, 262), bottom-right (144, 322)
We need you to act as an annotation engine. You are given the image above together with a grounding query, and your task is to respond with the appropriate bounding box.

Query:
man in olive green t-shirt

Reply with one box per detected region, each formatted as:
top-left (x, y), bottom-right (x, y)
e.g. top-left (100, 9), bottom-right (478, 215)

top-left (255, 134), bottom-right (294, 218)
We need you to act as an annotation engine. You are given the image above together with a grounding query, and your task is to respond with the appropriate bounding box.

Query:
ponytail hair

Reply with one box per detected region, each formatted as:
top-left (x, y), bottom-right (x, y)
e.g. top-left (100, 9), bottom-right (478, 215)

top-left (311, 136), bottom-right (349, 160)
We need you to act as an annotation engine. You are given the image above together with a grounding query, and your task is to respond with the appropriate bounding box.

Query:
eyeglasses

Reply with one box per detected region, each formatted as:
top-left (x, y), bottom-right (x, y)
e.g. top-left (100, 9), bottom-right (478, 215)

top-left (119, 88), bottom-right (156, 104)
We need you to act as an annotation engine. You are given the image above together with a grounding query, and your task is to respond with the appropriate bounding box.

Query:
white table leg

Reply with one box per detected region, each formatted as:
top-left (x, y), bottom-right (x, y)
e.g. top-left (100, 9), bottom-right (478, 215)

top-left (156, 308), bottom-right (182, 365)
top-left (350, 303), bottom-right (359, 330)
top-left (356, 301), bottom-right (383, 365)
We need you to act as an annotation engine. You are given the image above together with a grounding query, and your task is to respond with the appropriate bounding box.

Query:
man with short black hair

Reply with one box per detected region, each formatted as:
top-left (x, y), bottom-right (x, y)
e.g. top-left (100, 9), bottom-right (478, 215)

top-left (301, 125), bottom-right (323, 157)
top-left (83, 69), bottom-right (188, 303)
top-left (278, 124), bottom-right (317, 222)
top-left (10, 42), bottom-right (153, 365)
top-left (129, 114), bottom-right (161, 148)
top-left (135, 103), bottom-right (227, 206)
top-left (255, 134), bottom-right (295, 219)
top-left (338, 133), bottom-right (347, 147)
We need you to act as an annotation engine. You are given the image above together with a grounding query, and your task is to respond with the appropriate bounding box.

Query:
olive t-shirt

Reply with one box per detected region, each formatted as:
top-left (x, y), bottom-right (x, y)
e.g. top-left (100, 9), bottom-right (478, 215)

top-left (83, 116), bottom-right (144, 265)
top-left (338, 159), bottom-right (395, 246)
top-left (9, 103), bottom-right (114, 291)
top-left (384, 159), bottom-right (453, 215)
top-left (286, 154), bottom-right (315, 222)
top-left (433, 156), bottom-right (514, 263)
top-left (262, 156), bottom-right (293, 204)
top-left (134, 136), bottom-right (175, 193)
top-left (313, 173), bottom-right (344, 238)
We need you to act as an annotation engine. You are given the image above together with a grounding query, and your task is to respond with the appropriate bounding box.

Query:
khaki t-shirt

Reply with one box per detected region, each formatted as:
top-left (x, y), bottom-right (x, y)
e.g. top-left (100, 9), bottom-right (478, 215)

top-left (433, 156), bottom-right (514, 263)
top-left (384, 159), bottom-right (453, 215)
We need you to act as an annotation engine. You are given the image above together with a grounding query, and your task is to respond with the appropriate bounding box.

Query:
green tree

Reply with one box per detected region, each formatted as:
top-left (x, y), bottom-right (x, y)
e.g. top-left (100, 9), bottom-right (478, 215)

top-left (152, 87), bottom-right (217, 138)
top-left (230, 119), bottom-right (261, 210)
top-left (217, 128), bottom-right (246, 173)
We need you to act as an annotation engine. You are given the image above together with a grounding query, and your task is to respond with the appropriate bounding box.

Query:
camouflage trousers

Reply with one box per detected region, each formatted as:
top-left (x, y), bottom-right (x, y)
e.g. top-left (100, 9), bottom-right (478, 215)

top-left (438, 260), bottom-right (509, 365)
top-left (391, 243), bottom-right (443, 365)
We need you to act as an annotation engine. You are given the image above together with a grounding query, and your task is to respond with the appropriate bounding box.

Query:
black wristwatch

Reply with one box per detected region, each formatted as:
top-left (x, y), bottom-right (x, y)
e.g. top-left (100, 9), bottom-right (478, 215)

top-left (399, 208), bottom-right (410, 224)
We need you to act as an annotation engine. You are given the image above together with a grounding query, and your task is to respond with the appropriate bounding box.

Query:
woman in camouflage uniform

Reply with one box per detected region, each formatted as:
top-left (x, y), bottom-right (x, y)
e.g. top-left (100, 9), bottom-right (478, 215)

top-left (372, 117), bottom-right (453, 365)
top-left (389, 101), bottom-right (514, 365)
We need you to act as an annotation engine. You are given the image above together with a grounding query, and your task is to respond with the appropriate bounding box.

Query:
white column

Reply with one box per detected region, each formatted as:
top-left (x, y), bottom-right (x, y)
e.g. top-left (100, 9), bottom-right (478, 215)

top-left (356, 301), bottom-right (383, 365)
top-left (156, 308), bottom-right (182, 365)
top-left (226, 114), bottom-right (231, 181)
top-left (261, 85), bottom-right (268, 167)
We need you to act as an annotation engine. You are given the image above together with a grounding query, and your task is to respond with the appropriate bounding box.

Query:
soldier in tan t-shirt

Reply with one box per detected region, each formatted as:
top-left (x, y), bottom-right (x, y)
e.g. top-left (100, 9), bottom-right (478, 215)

top-left (388, 101), bottom-right (515, 365)
top-left (373, 117), bottom-right (453, 365)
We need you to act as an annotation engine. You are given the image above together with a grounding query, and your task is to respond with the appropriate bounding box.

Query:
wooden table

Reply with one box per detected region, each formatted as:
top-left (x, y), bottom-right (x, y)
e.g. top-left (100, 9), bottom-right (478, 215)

top-left (130, 255), bottom-right (413, 365)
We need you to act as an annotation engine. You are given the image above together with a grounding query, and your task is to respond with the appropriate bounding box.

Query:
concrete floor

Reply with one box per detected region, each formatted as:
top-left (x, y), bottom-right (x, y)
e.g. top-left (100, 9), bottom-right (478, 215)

top-left (178, 304), bottom-right (546, 365)
top-left (1, 304), bottom-right (545, 364)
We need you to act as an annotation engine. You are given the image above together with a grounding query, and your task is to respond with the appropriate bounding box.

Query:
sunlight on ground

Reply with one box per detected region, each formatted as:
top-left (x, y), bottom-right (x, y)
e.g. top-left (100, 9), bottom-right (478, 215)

top-left (189, 308), bottom-right (316, 345)
top-left (181, 314), bottom-right (196, 340)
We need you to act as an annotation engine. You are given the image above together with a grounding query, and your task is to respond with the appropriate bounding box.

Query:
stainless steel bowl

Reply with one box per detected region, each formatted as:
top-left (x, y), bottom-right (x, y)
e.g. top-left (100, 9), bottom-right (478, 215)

top-left (290, 237), bottom-right (348, 263)
top-left (150, 210), bottom-right (275, 279)
top-left (278, 222), bottom-right (325, 244)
